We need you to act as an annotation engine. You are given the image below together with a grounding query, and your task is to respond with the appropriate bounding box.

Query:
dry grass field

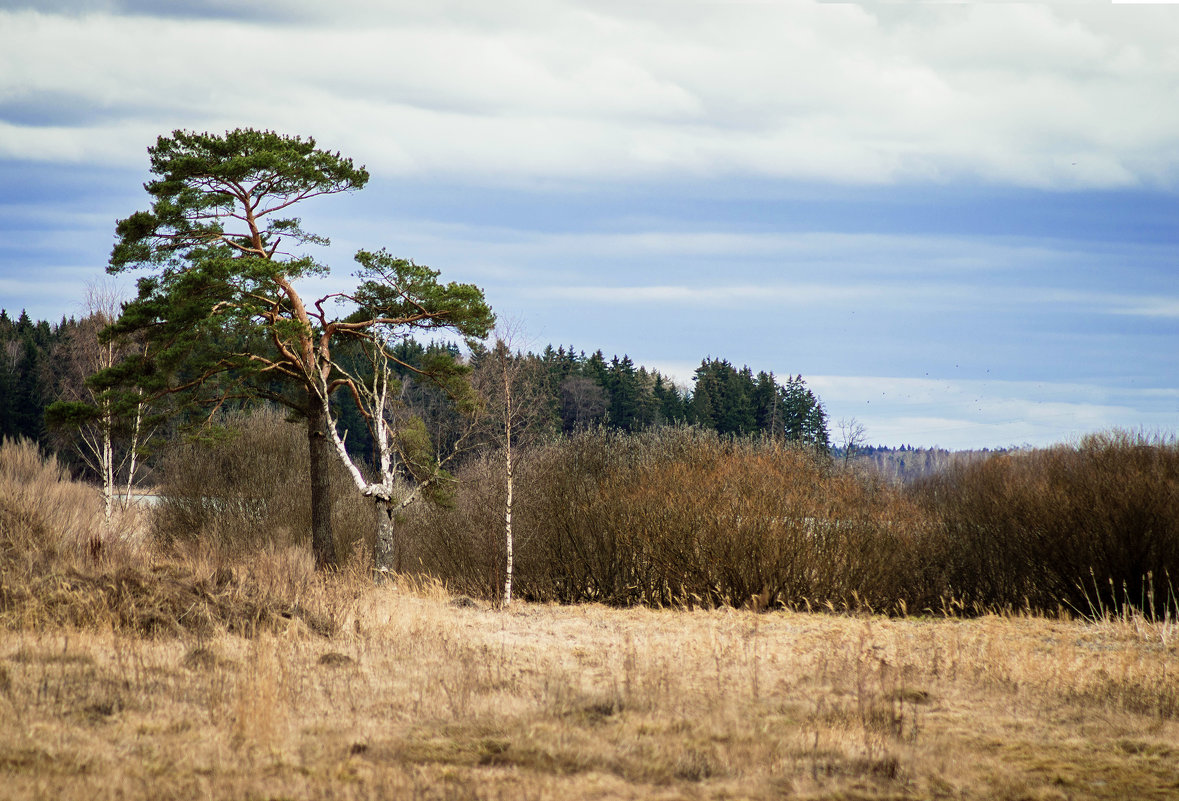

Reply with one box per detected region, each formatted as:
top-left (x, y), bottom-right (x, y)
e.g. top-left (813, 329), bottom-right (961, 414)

top-left (4, 435), bottom-right (1178, 800)
top-left (2, 572), bottom-right (1177, 801)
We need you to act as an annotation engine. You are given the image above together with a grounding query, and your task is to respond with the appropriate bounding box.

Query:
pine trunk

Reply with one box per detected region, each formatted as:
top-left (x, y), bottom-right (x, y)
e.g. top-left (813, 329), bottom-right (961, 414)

top-left (307, 390), bottom-right (337, 570)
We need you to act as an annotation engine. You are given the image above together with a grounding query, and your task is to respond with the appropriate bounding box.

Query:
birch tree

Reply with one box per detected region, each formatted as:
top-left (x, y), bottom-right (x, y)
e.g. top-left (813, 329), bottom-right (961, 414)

top-left (47, 283), bottom-right (155, 531)
top-left (319, 251), bottom-right (492, 576)
top-left (470, 332), bottom-right (550, 605)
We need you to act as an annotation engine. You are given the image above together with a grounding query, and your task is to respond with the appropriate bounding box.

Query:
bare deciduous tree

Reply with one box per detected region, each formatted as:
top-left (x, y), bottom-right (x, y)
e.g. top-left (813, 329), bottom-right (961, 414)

top-left (47, 281), bottom-right (155, 532)
top-left (471, 327), bottom-right (550, 606)
top-left (320, 271), bottom-right (490, 575)
top-left (836, 417), bottom-right (868, 468)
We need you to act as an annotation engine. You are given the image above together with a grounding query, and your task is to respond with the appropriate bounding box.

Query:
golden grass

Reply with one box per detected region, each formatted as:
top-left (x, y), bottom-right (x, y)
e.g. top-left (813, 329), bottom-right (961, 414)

top-left (3, 435), bottom-right (1177, 799)
top-left (2, 581), bottom-right (1176, 801)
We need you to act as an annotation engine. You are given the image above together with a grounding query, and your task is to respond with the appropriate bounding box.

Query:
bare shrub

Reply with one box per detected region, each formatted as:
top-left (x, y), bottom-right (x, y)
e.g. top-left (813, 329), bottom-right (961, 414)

top-left (403, 449), bottom-right (507, 599)
top-left (402, 427), bottom-right (927, 610)
top-left (151, 407), bottom-right (373, 562)
top-left (912, 430), bottom-right (1179, 615)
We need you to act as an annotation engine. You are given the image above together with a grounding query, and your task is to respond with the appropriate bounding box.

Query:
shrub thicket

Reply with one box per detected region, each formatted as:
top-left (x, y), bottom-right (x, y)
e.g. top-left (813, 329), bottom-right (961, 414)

top-left (151, 407), bottom-right (374, 563)
top-left (403, 427), bottom-right (1178, 616)
top-left (403, 427), bottom-right (928, 610)
top-left (8, 409), bottom-right (1176, 620)
top-left (912, 431), bottom-right (1179, 616)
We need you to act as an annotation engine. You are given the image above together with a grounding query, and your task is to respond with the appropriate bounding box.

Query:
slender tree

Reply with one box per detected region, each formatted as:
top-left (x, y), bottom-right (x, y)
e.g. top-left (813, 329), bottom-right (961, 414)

top-left (836, 417), bottom-right (868, 467)
top-left (46, 282), bottom-right (155, 529)
top-left (470, 328), bottom-right (550, 605)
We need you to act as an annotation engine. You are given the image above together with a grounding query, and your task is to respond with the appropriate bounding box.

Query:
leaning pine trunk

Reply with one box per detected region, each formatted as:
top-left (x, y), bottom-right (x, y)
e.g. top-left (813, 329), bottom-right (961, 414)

top-left (307, 390), bottom-right (337, 570)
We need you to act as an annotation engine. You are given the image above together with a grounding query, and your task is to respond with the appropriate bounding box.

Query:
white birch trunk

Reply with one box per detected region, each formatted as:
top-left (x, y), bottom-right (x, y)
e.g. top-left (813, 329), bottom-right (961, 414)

top-left (123, 392), bottom-right (145, 507)
top-left (503, 442), bottom-right (514, 606)
top-left (501, 349), bottom-right (515, 607)
top-left (374, 496), bottom-right (398, 577)
top-left (322, 364), bottom-right (426, 576)
top-left (101, 415), bottom-right (114, 527)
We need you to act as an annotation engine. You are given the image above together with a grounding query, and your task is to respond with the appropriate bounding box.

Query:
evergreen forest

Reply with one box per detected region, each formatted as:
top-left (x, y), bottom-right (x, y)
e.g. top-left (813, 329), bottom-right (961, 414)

top-left (0, 307), bottom-right (832, 481)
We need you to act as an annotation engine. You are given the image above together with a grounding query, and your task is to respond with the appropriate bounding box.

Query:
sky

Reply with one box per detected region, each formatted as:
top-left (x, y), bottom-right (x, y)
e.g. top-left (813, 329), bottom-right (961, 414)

top-left (0, 0), bottom-right (1176, 450)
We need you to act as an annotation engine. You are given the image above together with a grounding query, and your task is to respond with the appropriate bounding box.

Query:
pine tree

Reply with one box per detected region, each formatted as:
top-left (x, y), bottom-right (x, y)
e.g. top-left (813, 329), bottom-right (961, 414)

top-left (100, 128), bottom-right (492, 569)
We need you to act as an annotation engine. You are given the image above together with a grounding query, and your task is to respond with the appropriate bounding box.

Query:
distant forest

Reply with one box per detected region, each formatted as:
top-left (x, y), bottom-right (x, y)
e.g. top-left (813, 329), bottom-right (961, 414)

top-left (3, 309), bottom-right (818, 450)
top-left (1, 307), bottom-right (991, 483)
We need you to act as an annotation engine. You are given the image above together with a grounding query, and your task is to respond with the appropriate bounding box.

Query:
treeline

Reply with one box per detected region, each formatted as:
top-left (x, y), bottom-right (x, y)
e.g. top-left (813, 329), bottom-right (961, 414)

top-left (3, 306), bottom-right (1020, 489)
top-left (3, 308), bottom-right (831, 479)
top-left (379, 341), bottom-right (828, 445)
top-left (842, 445), bottom-right (1009, 483)
top-left (480, 345), bottom-right (828, 445)
top-left (0, 309), bottom-right (73, 449)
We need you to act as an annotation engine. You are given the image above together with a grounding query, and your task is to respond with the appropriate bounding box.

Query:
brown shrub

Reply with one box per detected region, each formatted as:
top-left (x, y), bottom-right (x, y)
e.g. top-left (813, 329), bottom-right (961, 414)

top-left (151, 407), bottom-right (373, 563)
top-left (911, 430), bottom-right (1179, 616)
top-left (402, 427), bottom-right (928, 611)
top-left (402, 428), bottom-right (1178, 617)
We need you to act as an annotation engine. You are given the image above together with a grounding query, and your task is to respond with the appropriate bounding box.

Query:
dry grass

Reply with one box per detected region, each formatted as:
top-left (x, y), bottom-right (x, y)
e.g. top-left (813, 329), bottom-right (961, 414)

top-left (5, 434), bottom-right (1179, 799)
top-left (1, 583), bottom-right (1177, 801)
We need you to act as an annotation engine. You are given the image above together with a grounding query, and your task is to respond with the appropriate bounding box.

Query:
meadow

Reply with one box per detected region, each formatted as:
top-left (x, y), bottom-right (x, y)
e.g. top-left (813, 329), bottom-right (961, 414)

top-left (2, 432), bottom-right (1178, 800)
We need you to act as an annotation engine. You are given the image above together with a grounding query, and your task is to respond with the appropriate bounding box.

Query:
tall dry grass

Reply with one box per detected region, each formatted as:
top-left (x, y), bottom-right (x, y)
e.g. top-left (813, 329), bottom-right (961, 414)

top-left (0, 437), bottom-right (127, 576)
top-left (0, 435), bottom-right (361, 636)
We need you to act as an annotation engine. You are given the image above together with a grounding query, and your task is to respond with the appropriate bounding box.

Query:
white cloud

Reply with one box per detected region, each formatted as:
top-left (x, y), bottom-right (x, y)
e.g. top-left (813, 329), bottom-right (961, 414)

top-left (519, 282), bottom-right (962, 308)
top-left (1108, 296), bottom-right (1179, 318)
top-left (2, 2), bottom-right (1179, 187)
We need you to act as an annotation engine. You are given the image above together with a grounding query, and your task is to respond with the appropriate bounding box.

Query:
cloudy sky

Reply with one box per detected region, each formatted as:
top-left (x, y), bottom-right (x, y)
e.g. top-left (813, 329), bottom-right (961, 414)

top-left (1, 0), bottom-right (1176, 449)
